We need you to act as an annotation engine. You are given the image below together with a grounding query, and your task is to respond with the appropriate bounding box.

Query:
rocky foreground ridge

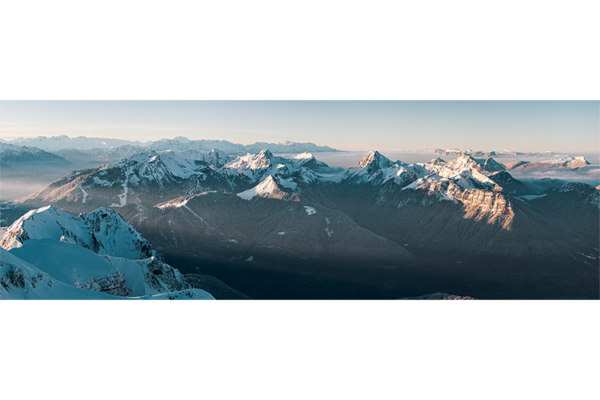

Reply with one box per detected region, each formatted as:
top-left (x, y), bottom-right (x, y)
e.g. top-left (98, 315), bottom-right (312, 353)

top-left (0, 206), bottom-right (216, 300)
top-left (394, 293), bottom-right (479, 301)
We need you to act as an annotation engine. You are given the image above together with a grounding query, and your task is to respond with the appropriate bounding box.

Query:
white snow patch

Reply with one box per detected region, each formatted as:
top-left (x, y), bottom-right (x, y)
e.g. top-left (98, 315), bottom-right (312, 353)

top-left (292, 152), bottom-right (314, 160)
top-left (237, 188), bottom-right (257, 200)
top-left (278, 177), bottom-right (298, 190)
top-left (577, 252), bottom-right (597, 260)
top-left (80, 187), bottom-right (89, 203)
top-left (304, 206), bottom-right (317, 215)
top-left (92, 176), bottom-right (112, 187)
top-left (110, 173), bottom-right (129, 208)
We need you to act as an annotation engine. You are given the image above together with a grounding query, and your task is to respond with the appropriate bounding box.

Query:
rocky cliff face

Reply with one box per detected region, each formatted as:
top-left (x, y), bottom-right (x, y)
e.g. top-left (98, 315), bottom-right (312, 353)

top-left (418, 180), bottom-right (514, 217)
top-left (78, 269), bottom-right (129, 297)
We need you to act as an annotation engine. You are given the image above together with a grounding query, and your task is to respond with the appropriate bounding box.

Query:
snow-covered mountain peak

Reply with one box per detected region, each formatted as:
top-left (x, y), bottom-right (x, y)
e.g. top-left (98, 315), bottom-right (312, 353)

top-left (292, 152), bottom-right (315, 160)
top-left (224, 150), bottom-right (276, 172)
top-left (445, 154), bottom-right (506, 174)
top-left (429, 158), bottom-right (446, 165)
top-left (0, 205), bottom-right (155, 259)
top-left (0, 205), bottom-right (91, 251)
top-left (259, 148), bottom-right (274, 158)
top-left (356, 150), bottom-right (396, 169)
top-left (237, 175), bottom-right (299, 201)
top-left (445, 154), bottom-right (480, 171)
top-left (565, 156), bottom-right (590, 168)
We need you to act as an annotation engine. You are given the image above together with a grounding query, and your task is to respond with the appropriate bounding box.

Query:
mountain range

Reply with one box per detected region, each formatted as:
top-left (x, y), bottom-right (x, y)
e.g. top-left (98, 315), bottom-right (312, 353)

top-left (433, 148), bottom-right (571, 157)
top-left (3, 148), bottom-right (597, 299)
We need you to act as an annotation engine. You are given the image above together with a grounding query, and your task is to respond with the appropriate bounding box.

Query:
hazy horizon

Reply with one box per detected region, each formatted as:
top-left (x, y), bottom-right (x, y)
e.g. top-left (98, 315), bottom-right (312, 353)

top-left (1, 101), bottom-right (598, 153)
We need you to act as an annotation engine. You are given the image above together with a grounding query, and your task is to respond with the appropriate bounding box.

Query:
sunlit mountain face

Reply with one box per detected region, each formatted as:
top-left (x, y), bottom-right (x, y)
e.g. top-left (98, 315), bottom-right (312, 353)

top-left (1, 138), bottom-right (598, 300)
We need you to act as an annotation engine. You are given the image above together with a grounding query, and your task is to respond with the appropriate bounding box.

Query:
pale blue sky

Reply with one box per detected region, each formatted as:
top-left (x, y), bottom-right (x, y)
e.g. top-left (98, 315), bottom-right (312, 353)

top-left (0, 101), bottom-right (597, 152)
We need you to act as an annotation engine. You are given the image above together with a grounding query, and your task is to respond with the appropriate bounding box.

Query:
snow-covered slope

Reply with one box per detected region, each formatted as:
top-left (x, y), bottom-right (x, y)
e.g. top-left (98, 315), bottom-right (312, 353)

top-left (1, 246), bottom-right (215, 300)
top-left (444, 154), bottom-right (505, 173)
top-left (10, 239), bottom-right (193, 297)
top-left (0, 205), bottom-right (154, 259)
top-left (237, 175), bottom-right (299, 201)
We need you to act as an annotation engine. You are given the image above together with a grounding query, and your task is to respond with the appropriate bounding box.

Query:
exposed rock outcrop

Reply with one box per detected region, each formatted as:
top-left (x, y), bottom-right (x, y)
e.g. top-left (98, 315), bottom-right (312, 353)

top-left (394, 293), bottom-right (479, 301)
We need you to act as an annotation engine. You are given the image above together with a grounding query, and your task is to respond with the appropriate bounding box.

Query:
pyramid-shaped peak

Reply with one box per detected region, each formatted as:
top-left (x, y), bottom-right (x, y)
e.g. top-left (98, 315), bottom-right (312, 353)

top-left (258, 149), bottom-right (274, 159)
top-left (481, 157), bottom-right (506, 172)
top-left (237, 174), bottom-right (298, 201)
top-left (263, 175), bottom-right (278, 184)
top-left (445, 154), bottom-right (480, 171)
top-left (357, 150), bottom-right (394, 169)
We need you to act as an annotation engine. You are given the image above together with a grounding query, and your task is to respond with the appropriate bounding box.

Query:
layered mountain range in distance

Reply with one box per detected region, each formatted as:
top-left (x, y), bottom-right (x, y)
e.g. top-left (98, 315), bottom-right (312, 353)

top-left (1, 136), bottom-right (599, 300)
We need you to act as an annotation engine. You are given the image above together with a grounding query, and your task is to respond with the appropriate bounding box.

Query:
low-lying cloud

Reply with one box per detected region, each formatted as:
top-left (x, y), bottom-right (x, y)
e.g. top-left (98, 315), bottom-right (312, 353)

top-left (511, 166), bottom-right (600, 185)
